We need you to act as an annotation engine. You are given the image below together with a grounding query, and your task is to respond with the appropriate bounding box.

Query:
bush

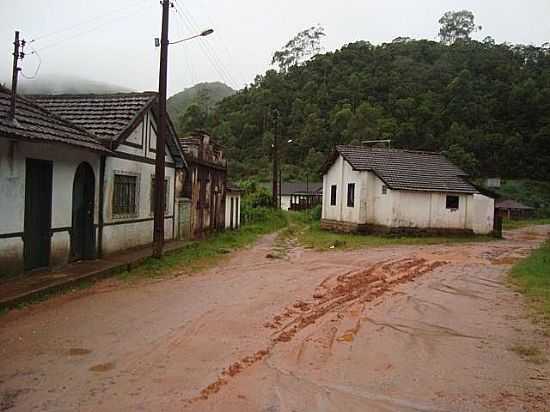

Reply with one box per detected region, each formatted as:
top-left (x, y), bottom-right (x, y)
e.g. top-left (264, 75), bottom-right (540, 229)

top-left (311, 204), bottom-right (322, 220)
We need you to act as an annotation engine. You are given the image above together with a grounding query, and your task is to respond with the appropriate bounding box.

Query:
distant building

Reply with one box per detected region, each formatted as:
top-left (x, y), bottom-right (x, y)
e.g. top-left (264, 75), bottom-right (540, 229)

top-left (320, 145), bottom-right (494, 235)
top-left (495, 199), bottom-right (535, 220)
top-left (279, 182), bottom-right (322, 211)
top-left (485, 177), bottom-right (501, 188)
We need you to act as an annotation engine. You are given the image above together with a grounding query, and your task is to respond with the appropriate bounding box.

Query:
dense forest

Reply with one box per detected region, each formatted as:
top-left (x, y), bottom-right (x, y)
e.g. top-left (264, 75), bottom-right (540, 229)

top-left (176, 13), bottom-right (550, 182)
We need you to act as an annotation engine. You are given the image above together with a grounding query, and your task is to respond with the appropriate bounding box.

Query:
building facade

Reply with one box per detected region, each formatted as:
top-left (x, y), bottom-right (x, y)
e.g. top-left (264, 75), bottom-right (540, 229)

top-left (321, 146), bottom-right (494, 235)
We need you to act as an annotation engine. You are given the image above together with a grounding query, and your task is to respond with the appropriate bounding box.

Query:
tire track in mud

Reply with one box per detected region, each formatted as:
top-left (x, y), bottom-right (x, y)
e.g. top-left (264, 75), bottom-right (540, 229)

top-left (183, 256), bottom-right (447, 406)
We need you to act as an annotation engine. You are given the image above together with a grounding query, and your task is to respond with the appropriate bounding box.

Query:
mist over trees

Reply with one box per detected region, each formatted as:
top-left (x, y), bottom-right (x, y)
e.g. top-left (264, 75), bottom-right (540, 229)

top-left (187, 12), bottom-right (550, 182)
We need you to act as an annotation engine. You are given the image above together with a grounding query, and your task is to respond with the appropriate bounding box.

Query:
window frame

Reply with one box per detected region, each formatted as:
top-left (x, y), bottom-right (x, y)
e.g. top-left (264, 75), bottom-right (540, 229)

top-left (446, 195), bottom-right (460, 210)
top-left (112, 172), bottom-right (140, 218)
top-left (347, 183), bottom-right (355, 208)
top-left (330, 185), bottom-right (337, 206)
top-left (381, 185), bottom-right (388, 195)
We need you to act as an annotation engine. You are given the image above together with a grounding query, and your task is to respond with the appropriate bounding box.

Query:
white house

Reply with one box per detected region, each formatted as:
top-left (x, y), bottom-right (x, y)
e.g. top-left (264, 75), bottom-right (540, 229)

top-left (0, 88), bottom-right (186, 276)
top-left (225, 184), bottom-right (242, 230)
top-left (279, 182), bottom-right (322, 211)
top-left (320, 145), bottom-right (494, 235)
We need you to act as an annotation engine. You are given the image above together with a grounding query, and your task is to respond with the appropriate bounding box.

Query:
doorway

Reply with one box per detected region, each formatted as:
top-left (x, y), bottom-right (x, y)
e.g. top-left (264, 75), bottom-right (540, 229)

top-left (71, 162), bottom-right (96, 260)
top-left (24, 159), bottom-right (53, 271)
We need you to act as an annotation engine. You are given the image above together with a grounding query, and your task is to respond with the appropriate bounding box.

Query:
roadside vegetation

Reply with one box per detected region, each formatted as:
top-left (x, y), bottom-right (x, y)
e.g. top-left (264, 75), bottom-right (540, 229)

top-left (503, 218), bottom-right (550, 230)
top-left (509, 240), bottom-right (550, 330)
top-left (118, 207), bottom-right (287, 281)
top-left (279, 206), bottom-right (495, 251)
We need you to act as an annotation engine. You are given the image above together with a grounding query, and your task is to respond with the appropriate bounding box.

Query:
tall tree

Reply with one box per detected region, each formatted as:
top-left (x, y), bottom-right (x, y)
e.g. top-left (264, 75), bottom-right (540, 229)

top-left (438, 10), bottom-right (481, 44)
top-left (272, 25), bottom-right (326, 71)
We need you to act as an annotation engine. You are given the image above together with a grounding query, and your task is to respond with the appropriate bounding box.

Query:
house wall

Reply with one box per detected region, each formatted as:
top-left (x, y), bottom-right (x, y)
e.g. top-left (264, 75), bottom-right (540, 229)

top-left (322, 155), bottom-right (366, 224)
top-left (281, 195), bottom-right (291, 211)
top-left (321, 156), bottom-right (494, 235)
top-left (101, 109), bottom-right (176, 255)
top-left (0, 139), bottom-right (100, 275)
top-left (225, 192), bottom-right (241, 229)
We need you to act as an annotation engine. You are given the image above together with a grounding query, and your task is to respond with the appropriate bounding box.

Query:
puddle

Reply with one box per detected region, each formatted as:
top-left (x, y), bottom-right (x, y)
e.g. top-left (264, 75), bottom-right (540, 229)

top-left (89, 362), bottom-right (115, 372)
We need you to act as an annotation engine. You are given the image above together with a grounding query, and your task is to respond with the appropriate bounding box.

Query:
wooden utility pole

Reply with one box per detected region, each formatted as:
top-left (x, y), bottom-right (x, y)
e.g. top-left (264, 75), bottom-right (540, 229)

top-left (272, 109), bottom-right (279, 208)
top-left (153, 0), bottom-right (170, 258)
top-left (9, 31), bottom-right (23, 120)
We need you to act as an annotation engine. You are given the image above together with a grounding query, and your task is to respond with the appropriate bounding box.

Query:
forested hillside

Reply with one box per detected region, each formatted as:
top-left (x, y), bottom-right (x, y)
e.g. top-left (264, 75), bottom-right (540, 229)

top-left (167, 82), bottom-right (234, 133)
top-left (204, 38), bottom-right (550, 182)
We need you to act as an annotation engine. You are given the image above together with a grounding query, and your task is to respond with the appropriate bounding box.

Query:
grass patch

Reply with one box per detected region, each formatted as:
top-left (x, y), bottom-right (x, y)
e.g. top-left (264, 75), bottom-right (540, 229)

top-left (503, 218), bottom-right (550, 230)
top-left (509, 240), bottom-right (550, 328)
top-left (118, 208), bottom-right (288, 281)
top-left (287, 212), bottom-right (494, 251)
top-left (509, 344), bottom-right (547, 364)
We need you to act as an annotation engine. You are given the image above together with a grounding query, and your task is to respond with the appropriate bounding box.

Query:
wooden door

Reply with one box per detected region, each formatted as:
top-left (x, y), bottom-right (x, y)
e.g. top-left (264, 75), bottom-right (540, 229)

top-left (71, 162), bottom-right (96, 260)
top-left (24, 159), bottom-right (53, 271)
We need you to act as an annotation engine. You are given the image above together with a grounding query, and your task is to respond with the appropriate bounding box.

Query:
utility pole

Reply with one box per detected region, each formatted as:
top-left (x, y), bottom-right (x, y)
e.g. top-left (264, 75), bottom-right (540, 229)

top-left (272, 108), bottom-right (279, 208)
top-left (153, 0), bottom-right (170, 258)
top-left (9, 31), bottom-right (24, 120)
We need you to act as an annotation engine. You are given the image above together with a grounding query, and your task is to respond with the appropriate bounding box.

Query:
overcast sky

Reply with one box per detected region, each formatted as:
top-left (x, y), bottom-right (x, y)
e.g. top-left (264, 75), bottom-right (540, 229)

top-left (1, 0), bottom-right (549, 96)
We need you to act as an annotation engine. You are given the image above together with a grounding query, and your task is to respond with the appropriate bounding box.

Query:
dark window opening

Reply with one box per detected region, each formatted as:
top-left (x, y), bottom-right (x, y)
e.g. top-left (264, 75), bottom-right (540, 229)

top-left (113, 174), bottom-right (137, 216)
top-left (330, 185), bottom-right (337, 206)
top-left (150, 177), bottom-right (169, 214)
top-left (347, 183), bottom-right (355, 207)
top-left (446, 195), bottom-right (459, 209)
top-left (381, 185), bottom-right (387, 195)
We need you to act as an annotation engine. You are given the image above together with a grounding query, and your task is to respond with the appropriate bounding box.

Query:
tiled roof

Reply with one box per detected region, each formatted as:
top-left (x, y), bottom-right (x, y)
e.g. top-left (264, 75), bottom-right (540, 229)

top-left (331, 145), bottom-right (477, 194)
top-left (30, 92), bottom-right (157, 141)
top-left (495, 199), bottom-right (534, 210)
top-left (281, 182), bottom-right (323, 195)
top-left (0, 88), bottom-right (108, 152)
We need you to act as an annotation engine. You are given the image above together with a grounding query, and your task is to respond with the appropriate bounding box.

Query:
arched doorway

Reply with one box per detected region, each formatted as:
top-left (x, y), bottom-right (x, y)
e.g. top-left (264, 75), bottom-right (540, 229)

top-left (71, 162), bottom-right (96, 260)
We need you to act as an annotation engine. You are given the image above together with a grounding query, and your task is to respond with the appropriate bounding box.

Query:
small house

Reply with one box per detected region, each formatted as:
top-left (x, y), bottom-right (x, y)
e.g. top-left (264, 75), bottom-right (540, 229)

top-left (279, 181), bottom-right (322, 211)
top-left (225, 183), bottom-right (242, 230)
top-left (320, 145), bottom-right (494, 235)
top-left (495, 199), bottom-right (535, 220)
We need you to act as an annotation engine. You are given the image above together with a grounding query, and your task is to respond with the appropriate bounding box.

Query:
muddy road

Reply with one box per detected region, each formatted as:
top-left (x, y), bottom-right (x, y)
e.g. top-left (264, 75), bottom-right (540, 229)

top-left (1, 226), bottom-right (549, 411)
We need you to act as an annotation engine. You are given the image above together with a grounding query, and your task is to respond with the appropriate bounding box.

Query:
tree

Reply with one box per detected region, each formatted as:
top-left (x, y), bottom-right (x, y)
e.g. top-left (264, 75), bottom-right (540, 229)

top-left (177, 103), bottom-right (207, 133)
top-left (438, 10), bottom-right (481, 44)
top-left (272, 25), bottom-right (326, 71)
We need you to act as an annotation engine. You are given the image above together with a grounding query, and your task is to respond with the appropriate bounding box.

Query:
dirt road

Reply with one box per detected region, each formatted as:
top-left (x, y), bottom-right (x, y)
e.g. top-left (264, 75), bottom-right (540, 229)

top-left (1, 226), bottom-right (549, 411)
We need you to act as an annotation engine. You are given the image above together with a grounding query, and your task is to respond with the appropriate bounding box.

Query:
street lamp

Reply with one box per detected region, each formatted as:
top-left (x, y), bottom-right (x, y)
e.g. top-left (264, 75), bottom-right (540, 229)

top-left (155, 28), bottom-right (214, 47)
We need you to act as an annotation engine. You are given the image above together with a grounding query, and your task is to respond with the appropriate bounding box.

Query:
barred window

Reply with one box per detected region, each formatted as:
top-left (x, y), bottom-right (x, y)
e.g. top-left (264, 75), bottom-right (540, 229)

top-left (150, 177), bottom-right (169, 214)
top-left (113, 174), bottom-right (138, 216)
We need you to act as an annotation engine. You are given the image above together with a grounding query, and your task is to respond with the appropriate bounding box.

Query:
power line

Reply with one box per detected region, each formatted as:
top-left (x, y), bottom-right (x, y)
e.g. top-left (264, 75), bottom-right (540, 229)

top-left (32, 2), bottom-right (152, 53)
top-left (173, 0), bottom-right (238, 88)
top-left (20, 44), bottom-right (42, 80)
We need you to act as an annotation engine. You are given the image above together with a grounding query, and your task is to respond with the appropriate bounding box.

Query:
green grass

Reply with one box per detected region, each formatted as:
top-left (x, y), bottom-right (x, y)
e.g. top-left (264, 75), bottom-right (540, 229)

top-left (284, 212), bottom-right (494, 251)
top-left (118, 208), bottom-right (288, 281)
top-left (503, 218), bottom-right (550, 230)
top-left (509, 240), bottom-right (550, 327)
top-left (496, 179), bottom-right (550, 217)
top-left (509, 344), bottom-right (547, 364)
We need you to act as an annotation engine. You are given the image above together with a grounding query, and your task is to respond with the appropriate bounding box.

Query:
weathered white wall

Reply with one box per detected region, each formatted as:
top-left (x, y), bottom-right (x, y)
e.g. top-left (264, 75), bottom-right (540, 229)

top-left (0, 139), bottom-right (100, 274)
top-left (321, 156), bottom-right (494, 234)
top-left (280, 195), bottom-right (291, 211)
top-left (225, 193), bottom-right (241, 229)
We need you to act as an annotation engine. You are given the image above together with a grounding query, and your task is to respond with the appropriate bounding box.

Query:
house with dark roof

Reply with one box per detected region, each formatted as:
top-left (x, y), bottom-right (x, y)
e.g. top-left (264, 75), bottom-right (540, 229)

top-left (495, 199), bottom-right (535, 220)
top-left (279, 181), bottom-right (322, 211)
top-left (0, 88), bottom-right (186, 276)
top-left (320, 145), bottom-right (494, 235)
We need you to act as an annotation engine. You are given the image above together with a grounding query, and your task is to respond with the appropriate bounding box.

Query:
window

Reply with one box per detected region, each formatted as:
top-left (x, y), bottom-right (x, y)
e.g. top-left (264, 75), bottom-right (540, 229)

top-left (150, 177), bottom-right (169, 214)
top-left (330, 185), bottom-right (337, 206)
top-left (113, 174), bottom-right (138, 216)
top-left (347, 183), bottom-right (355, 207)
top-left (446, 195), bottom-right (459, 209)
top-left (381, 185), bottom-right (387, 195)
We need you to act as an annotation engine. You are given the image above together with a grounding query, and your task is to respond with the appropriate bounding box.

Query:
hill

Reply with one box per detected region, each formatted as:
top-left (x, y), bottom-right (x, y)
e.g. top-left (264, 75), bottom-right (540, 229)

top-left (15, 74), bottom-right (133, 95)
top-left (206, 39), bottom-right (550, 182)
top-left (167, 82), bottom-right (235, 125)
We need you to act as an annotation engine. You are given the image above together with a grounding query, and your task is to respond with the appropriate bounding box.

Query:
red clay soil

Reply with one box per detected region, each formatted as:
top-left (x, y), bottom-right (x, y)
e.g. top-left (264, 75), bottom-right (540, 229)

top-left (0, 225), bottom-right (549, 411)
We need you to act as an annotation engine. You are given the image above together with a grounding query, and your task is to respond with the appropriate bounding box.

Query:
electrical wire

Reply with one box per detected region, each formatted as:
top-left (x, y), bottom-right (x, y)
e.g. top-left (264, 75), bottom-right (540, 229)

top-left (20, 44), bottom-right (42, 80)
top-left (32, 2), bottom-right (152, 53)
top-left (172, 0), bottom-right (238, 88)
top-left (29, 1), bottom-right (149, 43)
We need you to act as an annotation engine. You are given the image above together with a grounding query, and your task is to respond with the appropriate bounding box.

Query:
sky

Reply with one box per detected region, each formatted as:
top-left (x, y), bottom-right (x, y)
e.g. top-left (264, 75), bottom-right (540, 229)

top-left (1, 0), bottom-right (549, 96)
